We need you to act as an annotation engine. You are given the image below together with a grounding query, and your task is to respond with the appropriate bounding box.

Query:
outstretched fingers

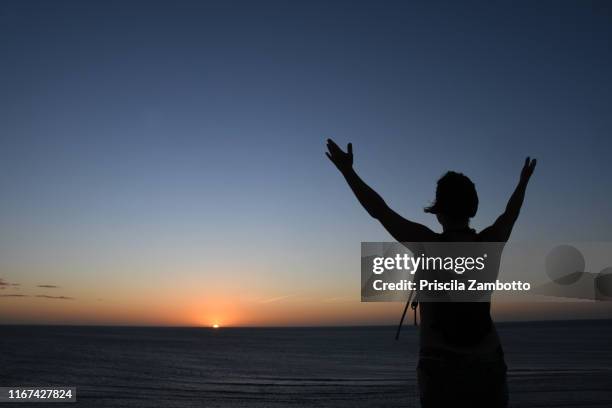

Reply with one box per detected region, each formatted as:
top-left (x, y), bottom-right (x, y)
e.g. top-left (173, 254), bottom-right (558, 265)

top-left (326, 138), bottom-right (349, 158)
top-left (525, 157), bottom-right (537, 171)
top-left (326, 139), bottom-right (339, 155)
top-left (521, 156), bottom-right (537, 181)
top-left (327, 138), bottom-right (340, 150)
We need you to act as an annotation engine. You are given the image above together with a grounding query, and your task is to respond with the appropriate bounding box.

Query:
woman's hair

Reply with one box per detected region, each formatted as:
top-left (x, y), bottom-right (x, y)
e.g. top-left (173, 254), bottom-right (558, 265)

top-left (424, 171), bottom-right (478, 219)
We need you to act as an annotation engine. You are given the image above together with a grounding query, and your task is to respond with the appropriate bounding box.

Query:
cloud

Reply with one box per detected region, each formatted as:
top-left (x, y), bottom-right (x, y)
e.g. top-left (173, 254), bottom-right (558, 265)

top-left (0, 294), bottom-right (28, 297)
top-left (0, 278), bottom-right (20, 289)
top-left (35, 295), bottom-right (74, 300)
top-left (258, 294), bottom-right (295, 304)
top-left (322, 296), bottom-right (354, 303)
top-left (37, 284), bottom-right (59, 289)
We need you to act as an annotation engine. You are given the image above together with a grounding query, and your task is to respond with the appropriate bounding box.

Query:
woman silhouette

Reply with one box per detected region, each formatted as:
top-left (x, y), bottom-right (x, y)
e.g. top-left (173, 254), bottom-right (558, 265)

top-left (326, 138), bottom-right (536, 408)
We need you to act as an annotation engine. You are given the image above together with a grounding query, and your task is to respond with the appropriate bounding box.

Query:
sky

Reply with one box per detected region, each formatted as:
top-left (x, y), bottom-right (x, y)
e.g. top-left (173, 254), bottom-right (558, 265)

top-left (1, 0), bottom-right (611, 326)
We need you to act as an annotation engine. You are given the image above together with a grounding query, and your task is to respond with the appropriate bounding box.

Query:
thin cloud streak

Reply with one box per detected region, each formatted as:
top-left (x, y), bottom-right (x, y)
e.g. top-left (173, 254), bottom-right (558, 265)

top-left (0, 278), bottom-right (20, 290)
top-left (322, 296), bottom-right (355, 303)
top-left (35, 295), bottom-right (75, 300)
top-left (258, 294), bottom-right (296, 304)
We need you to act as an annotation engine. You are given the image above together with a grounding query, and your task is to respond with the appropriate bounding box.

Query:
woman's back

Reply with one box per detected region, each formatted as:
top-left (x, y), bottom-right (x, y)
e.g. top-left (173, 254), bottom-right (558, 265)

top-left (419, 228), bottom-right (503, 357)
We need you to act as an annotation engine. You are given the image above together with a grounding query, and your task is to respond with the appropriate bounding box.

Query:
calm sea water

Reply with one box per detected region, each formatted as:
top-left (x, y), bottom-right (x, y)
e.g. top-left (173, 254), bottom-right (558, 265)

top-left (1, 321), bottom-right (611, 407)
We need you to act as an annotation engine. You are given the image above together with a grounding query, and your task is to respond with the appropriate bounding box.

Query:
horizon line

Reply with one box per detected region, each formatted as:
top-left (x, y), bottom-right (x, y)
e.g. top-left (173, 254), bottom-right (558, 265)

top-left (1, 317), bottom-right (610, 329)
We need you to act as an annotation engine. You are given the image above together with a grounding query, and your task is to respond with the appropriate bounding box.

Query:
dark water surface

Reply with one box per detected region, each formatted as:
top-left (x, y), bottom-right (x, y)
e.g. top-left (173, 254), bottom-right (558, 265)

top-left (1, 321), bottom-right (611, 407)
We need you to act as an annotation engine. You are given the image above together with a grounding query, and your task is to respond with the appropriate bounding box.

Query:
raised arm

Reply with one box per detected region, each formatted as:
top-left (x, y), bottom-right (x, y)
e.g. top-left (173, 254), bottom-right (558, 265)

top-left (325, 139), bottom-right (435, 242)
top-left (480, 157), bottom-right (537, 242)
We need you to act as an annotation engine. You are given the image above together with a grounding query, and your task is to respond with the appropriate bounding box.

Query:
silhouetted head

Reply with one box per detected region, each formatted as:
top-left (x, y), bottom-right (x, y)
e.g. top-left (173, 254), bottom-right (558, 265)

top-left (425, 171), bottom-right (478, 229)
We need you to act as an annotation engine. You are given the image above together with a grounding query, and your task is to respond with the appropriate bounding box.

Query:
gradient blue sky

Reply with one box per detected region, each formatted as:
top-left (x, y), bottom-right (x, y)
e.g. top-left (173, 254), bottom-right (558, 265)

top-left (1, 0), bottom-right (611, 325)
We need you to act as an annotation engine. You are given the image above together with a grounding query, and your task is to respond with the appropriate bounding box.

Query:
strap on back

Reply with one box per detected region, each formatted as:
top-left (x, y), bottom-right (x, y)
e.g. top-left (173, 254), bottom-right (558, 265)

top-left (395, 289), bottom-right (418, 340)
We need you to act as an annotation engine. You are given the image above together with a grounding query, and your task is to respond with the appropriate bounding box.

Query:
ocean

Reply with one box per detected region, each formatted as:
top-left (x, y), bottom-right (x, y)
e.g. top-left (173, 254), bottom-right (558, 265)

top-left (1, 320), bottom-right (611, 407)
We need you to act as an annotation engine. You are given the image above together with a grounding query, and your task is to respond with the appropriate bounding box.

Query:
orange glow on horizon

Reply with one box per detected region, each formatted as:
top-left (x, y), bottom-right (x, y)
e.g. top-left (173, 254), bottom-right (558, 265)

top-left (3, 286), bottom-right (611, 327)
